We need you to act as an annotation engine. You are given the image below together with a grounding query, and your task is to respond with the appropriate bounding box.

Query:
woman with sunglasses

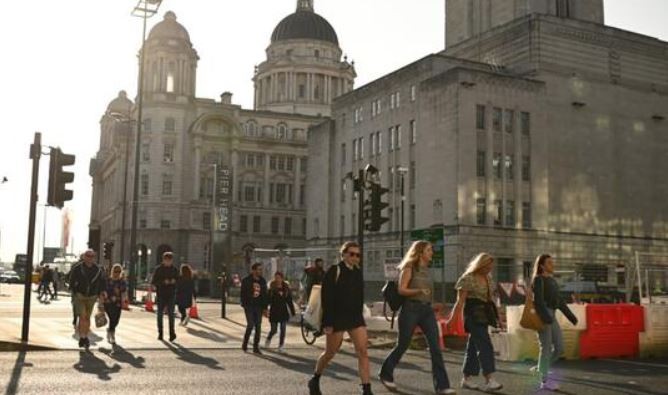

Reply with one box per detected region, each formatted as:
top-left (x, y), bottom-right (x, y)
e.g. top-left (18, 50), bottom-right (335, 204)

top-left (104, 263), bottom-right (128, 345)
top-left (308, 241), bottom-right (373, 395)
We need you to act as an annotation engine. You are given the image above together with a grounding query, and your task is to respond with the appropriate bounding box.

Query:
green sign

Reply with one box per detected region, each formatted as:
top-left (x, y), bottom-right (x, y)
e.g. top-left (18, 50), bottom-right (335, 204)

top-left (410, 227), bottom-right (445, 268)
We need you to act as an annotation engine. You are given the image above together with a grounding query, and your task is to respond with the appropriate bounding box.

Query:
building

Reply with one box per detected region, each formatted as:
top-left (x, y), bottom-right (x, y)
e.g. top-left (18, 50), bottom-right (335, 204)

top-left (307, 0), bottom-right (668, 299)
top-left (89, 0), bottom-right (355, 277)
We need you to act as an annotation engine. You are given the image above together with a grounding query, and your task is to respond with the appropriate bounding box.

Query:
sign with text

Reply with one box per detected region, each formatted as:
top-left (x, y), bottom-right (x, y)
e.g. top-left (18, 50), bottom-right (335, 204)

top-left (410, 227), bottom-right (445, 268)
top-left (216, 166), bottom-right (232, 232)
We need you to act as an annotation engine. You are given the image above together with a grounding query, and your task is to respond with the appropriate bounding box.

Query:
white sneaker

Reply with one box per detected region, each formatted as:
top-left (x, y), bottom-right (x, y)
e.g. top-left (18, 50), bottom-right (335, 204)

top-left (436, 389), bottom-right (456, 394)
top-left (460, 377), bottom-right (479, 390)
top-left (540, 380), bottom-right (560, 391)
top-left (278, 345), bottom-right (285, 353)
top-left (481, 378), bottom-right (503, 392)
top-left (378, 375), bottom-right (397, 391)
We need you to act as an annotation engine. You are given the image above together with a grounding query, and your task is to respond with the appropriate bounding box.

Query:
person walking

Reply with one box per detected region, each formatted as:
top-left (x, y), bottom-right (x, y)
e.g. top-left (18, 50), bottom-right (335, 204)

top-left (379, 241), bottom-right (455, 394)
top-left (302, 258), bottom-right (325, 303)
top-left (39, 265), bottom-right (54, 302)
top-left (69, 249), bottom-right (107, 349)
top-left (52, 267), bottom-right (60, 300)
top-left (264, 271), bottom-right (295, 352)
top-left (531, 254), bottom-right (578, 391)
top-left (67, 255), bottom-right (84, 335)
top-left (240, 263), bottom-right (268, 354)
top-left (176, 264), bottom-right (197, 326)
top-left (104, 263), bottom-right (128, 345)
top-left (307, 241), bottom-right (373, 395)
top-left (151, 251), bottom-right (180, 342)
top-left (447, 252), bottom-right (503, 392)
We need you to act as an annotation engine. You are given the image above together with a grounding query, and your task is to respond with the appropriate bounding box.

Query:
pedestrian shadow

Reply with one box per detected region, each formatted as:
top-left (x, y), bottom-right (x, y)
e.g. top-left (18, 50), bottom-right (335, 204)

top-left (185, 327), bottom-right (228, 343)
top-left (99, 345), bottom-right (146, 369)
top-left (189, 320), bottom-right (244, 342)
top-left (260, 349), bottom-right (360, 382)
top-left (4, 350), bottom-right (32, 395)
top-left (164, 341), bottom-right (224, 370)
top-left (72, 351), bottom-right (122, 381)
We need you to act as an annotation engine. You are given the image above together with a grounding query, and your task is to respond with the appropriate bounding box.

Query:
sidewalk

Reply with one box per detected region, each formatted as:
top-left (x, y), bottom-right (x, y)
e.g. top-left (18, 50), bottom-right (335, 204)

top-left (0, 284), bottom-right (396, 351)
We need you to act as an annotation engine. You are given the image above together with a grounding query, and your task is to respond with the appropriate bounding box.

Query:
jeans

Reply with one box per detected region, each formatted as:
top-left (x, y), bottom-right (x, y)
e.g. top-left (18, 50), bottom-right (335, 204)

top-left (380, 301), bottom-right (450, 391)
top-left (157, 296), bottom-right (176, 336)
top-left (537, 309), bottom-right (564, 381)
top-left (243, 306), bottom-right (263, 349)
top-left (267, 321), bottom-right (287, 346)
top-left (105, 303), bottom-right (122, 332)
top-left (462, 320), bottom-right (496, 376)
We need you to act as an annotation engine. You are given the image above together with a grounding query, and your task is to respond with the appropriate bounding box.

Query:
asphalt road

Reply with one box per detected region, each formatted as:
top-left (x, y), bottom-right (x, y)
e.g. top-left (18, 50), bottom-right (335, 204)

top-left (1, 348), bottom-right (667, 395)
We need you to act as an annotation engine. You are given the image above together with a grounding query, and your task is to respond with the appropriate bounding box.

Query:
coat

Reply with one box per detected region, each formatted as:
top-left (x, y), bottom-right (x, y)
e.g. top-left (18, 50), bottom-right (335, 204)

top-left (176, 277), bottom-right (196, 308)
top-left (267, 281), bottom-right (296, 323)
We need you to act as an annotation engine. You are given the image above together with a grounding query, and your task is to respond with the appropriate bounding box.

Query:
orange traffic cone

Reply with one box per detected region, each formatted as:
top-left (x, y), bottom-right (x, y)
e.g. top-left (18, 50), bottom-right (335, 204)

top-left (189, 302), bottom-right (199, 319)
top-left (144, 291), bottom-right (154, 312)
top-left (122, 298), bottom-right (130, 311)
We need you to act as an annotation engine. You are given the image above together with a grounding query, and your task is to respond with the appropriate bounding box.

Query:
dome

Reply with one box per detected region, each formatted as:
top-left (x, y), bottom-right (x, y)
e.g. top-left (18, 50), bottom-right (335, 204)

top-left (148, 11), bottom-right (191, 43)
top-left (271, 10), bottom-right (338, 45)
top-left (106, 91), bottom-right (133, 116)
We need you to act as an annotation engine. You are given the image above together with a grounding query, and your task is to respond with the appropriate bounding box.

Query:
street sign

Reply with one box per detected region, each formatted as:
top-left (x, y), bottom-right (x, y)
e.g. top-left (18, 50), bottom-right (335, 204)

top-left (410, 227), bottom-right (445, 268)
top-left (216, 166), bottom-right (232, 232)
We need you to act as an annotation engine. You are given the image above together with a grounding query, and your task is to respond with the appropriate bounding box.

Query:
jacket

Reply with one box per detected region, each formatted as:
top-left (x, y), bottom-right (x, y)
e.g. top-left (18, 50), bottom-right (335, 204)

top-left (151, 265), bottom-right (180, 299)
top-left (267, 281), bottom-right (296, 322)
top-left (70, 263), bottom-right (106, 297)
top-left (533, 276), bottom-right (577, 325)
top-left (240, 274), bottom-right (268, 309)
top-left (176, 277), bottom-right (197, 308)
top-left (321, 262), bottom-right (365, 330)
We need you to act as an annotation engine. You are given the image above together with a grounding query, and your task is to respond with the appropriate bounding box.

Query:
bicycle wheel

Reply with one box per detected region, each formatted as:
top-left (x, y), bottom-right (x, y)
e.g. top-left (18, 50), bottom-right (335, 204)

top-left (301, 315), bottom-right (317, 345)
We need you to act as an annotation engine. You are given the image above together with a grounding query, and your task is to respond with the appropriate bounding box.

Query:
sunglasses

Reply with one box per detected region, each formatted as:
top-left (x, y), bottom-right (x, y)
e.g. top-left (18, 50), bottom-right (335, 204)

top-left (348, 252), bottom-right (361, 258)
top-left (85, 254), bottom-right (95, 258)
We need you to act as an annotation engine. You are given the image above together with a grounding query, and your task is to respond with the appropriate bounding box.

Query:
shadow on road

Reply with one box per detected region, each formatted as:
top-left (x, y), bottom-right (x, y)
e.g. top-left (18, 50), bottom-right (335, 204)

top-left (185, 327), bottom-right (228, 343)
top-left (99, 345), bottom-right (146, 369)
top-left (4, 350), bottom-right (32, 395)
top-left (164, 341), bottom-right (224, 370)
top-left (72, 350), bottom-right (121, 381)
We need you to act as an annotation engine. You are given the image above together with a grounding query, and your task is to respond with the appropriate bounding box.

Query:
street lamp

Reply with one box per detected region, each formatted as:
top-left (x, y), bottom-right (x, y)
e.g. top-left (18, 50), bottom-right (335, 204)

top-left (395, 166), bottom-right (408, 256)
top-left (128, 0), bottom-right (163, 302)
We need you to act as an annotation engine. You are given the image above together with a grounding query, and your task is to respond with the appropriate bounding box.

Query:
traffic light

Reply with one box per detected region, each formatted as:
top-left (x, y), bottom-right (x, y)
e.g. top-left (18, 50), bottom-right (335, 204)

top-left (362, 197), bottom-right (373, 231)
top-left (367, 181), bottom-right (389, 232)
top-left (103, 242), bottom-right (114, 260)
top-left (47, 148), bottom-right (75, 209)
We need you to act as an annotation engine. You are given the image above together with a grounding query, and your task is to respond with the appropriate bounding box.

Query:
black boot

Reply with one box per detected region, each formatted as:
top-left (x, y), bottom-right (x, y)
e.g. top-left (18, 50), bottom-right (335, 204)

top-left (308, 375), bottom-right (322, 395)
top-left (360, 383), bottom-right (373, 395)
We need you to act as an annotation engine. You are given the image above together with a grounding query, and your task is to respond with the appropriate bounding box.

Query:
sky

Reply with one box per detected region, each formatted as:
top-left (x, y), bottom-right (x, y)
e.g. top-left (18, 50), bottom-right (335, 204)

top-left (0, 0), bottom-right (666, 264)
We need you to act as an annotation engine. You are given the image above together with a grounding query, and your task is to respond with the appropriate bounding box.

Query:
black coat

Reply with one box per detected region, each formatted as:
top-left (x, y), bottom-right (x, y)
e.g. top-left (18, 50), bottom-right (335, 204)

top-left (240, 274), bottom-right (268, 309)
top-left (321, 262), bottom-right (365, 331)
top-left (176, 278), bottom-right (197, 308)
top-left (533, 276), bottom-right (577, 325)
top-left (267, 281), bottom-right (296, 323)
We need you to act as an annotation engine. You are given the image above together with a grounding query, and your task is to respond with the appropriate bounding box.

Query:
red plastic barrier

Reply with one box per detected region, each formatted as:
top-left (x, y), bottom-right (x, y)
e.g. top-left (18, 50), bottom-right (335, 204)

top-left (579, 304), bottom-right (645, 359)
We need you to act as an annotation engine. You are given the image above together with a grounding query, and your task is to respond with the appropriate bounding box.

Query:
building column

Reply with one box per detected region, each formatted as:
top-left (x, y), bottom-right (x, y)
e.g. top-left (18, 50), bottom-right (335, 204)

top-left (293, 156), bottom-right (301, 208)
top-left (307, 73), bottom-right (312, 102)
top-left (263, 153), bottom-right (271, 206)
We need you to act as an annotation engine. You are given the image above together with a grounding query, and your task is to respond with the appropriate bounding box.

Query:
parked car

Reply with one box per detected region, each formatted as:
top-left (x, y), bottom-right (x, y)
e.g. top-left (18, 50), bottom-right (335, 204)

top-left (0, 270), bottom-right (21, 283)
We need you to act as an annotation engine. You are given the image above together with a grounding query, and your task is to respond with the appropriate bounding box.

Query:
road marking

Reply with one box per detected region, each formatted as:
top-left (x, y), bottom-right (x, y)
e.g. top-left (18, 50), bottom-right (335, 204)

top-left (601, 359), bottom-right (668, 369)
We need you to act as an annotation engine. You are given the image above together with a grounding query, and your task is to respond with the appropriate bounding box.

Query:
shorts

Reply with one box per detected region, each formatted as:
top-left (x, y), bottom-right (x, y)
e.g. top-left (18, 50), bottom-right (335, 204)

top-left (74, 293), bottom-right (98, 318)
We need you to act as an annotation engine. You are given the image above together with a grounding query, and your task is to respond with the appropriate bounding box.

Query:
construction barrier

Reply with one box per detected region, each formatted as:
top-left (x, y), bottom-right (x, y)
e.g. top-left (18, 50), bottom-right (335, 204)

top-left (144, 291), bottom-right (154, 312)
top-left (556, 303), bottom-right (587, 331)
top-left (639, 304), bottom-right (668, 358)
top-left (490, 330), bottom-right (539, 362)
top-left (579, 304), bottom-right (644, 359)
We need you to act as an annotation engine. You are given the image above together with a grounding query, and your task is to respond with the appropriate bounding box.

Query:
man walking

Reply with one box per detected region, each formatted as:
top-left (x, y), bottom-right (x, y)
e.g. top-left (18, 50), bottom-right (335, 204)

top-left (240, 263), bottom-right (268, 354)
top-left (69, 249), bottom-right (107, 349)
top-left (151, 251), bottom-right (179, 341)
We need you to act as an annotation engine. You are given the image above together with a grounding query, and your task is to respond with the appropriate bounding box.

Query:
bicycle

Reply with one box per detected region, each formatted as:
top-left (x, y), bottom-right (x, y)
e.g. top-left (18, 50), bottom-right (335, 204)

top-left (299, 304), bottom-right (322, 345)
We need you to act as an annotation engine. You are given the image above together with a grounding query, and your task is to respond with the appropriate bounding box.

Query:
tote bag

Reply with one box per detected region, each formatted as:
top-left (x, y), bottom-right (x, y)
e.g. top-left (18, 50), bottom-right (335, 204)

top-left (520, 287), bottom-right (544, 331)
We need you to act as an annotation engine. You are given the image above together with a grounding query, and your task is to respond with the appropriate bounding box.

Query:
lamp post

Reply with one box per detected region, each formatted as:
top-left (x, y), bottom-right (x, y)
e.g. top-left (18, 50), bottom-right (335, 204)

top-left (128, 0), bottom-right (163, 302)
top-left (395, 166), bottom-right (408, 256)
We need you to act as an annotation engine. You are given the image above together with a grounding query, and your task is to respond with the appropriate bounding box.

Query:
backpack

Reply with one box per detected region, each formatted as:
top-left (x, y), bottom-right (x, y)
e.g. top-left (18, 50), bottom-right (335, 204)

top-left (382, 280), bottom-right (405, 329)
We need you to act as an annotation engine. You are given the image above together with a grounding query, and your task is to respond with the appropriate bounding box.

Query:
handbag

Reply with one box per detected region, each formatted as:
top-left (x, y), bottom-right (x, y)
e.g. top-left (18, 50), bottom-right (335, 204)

top-left (467, 276), bottom-right (498, 327)
top-left (520, 282), bottom-right (544, 331)
top-left (95, 306), bottom-right (108, 328)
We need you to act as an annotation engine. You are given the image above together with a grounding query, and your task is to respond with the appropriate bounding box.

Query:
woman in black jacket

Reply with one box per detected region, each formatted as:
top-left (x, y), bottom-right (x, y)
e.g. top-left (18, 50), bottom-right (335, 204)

top-left (264, 271), bottom-right (295, 352)
top-left (176, 264), bottom-right (197, 326)
top-left (531, 254), bottom-right (578, 392)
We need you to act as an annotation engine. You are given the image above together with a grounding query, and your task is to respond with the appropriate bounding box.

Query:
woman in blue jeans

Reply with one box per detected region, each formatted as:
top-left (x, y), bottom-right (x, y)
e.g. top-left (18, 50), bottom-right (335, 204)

top-left (531, 254), bottom-right (577, 391)
top-left (447, 252), bottom-right (503, 392)
top-left (379, 241), bottom-right (455, 394)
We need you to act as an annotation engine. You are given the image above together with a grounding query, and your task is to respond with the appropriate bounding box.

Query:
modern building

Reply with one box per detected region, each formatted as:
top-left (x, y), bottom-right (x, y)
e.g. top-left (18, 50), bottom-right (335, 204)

top-left (307, 0), bottom-right (668, 299)
top-left (89, 1), bottom-right (355, 277)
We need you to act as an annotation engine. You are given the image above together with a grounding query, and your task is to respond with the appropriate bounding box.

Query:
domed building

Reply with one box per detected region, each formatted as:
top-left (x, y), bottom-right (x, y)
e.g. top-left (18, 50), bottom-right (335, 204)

top-left (89, 3), bottom-right (356, 280)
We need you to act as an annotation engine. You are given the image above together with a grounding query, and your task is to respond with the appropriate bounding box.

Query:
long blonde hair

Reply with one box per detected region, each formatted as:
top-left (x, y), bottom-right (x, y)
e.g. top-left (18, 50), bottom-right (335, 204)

top-left (397, 240), bottom-right (431, 271)
top-left (110, 263), bottom-right (124, 280)
top-left (461, 252), bottom-right (494, 278)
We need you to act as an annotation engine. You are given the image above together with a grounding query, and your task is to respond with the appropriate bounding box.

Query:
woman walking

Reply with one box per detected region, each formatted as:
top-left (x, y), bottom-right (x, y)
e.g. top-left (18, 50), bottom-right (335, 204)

top-left (264, 271), bottom-right (296, 352)
top-left (379, 241), bottom-right (455, 394)
top-left (307, 241), bottom-right (373, 395)
top-left (176, 264), bottom-right (197, 326)
top-left (531, 254), bottom-right (578, 391)
top-left (447, 253), bottom-right (503, 392)
top-left (104, 263), bottom-right (128, 345)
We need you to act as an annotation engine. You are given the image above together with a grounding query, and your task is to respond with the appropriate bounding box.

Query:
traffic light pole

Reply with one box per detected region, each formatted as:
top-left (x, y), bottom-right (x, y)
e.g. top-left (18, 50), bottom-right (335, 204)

top-left (356, 169), bottom-right (365, 262)
top-left (22, 132), bottom-right (41, 343)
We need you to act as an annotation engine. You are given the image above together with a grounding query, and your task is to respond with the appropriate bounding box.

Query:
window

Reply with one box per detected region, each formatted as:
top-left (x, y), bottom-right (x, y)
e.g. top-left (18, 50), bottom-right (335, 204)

top-left (376, 99), bottom-right (382, 114)
top-left (284, 218), bottom-right (292, 235)
top-left (162, 175), bottom-right (173, 195)
top-left (506, 200), bottom-right (515, 227)
top-left (253, 216), bottom-right (261, 233)
top-left (493, 152), bottom-right (502, 179)
top-left (203, 212), bottom-right (211, 230)
top-left (300, 184), bottom-right (305, 206)
top-left (352, 139), bottom-right (358, 161)
top-left (556, 0), bottom-right (571, 18)
top-left (245, 121), bottom-right (258, 137)
top-left (277, 156), bottom-right (285, 170)
top-left (298, 84), bottom-right (305, 98)
top-left (141, 174), bottom-right (149, 195)
top-left (240, 215), bottom-right (248, 233)
top-left (505, 155), bottom-right (514, 180)
top-left (409, 120), bottom-right (416, 144)
top-left (410, 204), bottom-right (416, 229)
top-left (389, 127), bottom-right (395, 151)
top-left (277, 124), bottom-right (288, 139)
top-left (370, 133), bottom-right (376, 156)
top-left (371, 101), bottom-right (377, 117)
top-left (476, 198), bottom-right (486, 225)
top-left (302, 218), bottom-right (307, 236)
top-left (341, 181), bottom-right (346, 202)
top-left (396, 91), bottom-right (401, 107)
top-left (286, 157), bottom-right (294, 171)
top-left (477, 151), bottom-right (486, 177)
top-left (522, 156), bottom-right (531, 181)
top-left (269, 156), bottom-right (277, 170)
top-left (163, 143), bottom-right (174, 163)
top-left (341, 143), bottom-right (346, 165)
top-left (496, 258), bottom-right (513, 282)
top-left (300, 158), bottom-right (307, 173)
top-left (244, 184), bottom-right (256, 202)
top-left (165, 117), bottom-right (175, 132)
top-left (476, 105), bottom-right (486, 129)
top-left (521, 112), bottom-right (530, 135)
top-left (276, 183), bottom-right (286, 204)
top-left (376, 131), bottom-right (382, 154)
top-left (139, 218), bottom-right (147, 228)
top-left (409, 161), bottom-right (416, 189)
top-left (492, 107), bottom-right (502, 131)
top-left (314, 49), bottom-right (320, 58)
top-left (143, 118), bottom-right (152, 132)
top-left (494, 200), bottom-right (502, 226)
top-left (160, 219), bottom-right (171, 229)
top-left (271, 217), bottom-right (279, 234)
top-left (388, 167), bottom-right (394, 189)
top-left (390, 93), bottom-right (395, 109)
top-left (522, 202), bottom-right (532, 228)
top-left (141, 144), bottom-right (150, 162)
top-left (504, 109), bottom-right (514, 133)
top-left (359, 137), bottom-right (364, 159)
top-left (410, 85), bottom-right (416, 102)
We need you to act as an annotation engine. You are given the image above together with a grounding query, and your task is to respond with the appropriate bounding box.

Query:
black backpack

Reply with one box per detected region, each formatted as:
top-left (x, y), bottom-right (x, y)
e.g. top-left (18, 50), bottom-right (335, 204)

top-left (382, 280), bottom-right (405, 329)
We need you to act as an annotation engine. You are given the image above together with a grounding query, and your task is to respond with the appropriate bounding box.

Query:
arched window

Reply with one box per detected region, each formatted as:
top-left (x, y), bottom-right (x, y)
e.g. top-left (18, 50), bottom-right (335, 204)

top-left (277, 124), bottom-right (288, 139)
top-left (166, 62), bottom-right (176, 93)
top-left (245, 120), bottom-right (258, 137)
